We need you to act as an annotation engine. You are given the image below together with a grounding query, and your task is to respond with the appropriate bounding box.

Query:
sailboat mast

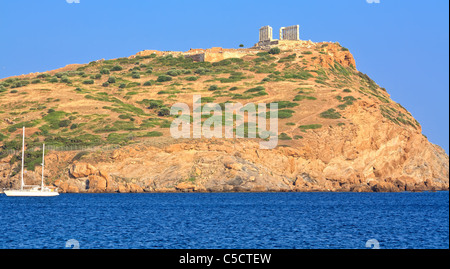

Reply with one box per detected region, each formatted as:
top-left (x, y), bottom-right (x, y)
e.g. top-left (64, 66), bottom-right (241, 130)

top-left (20, 126), bottom-right (25, 191)
top-left (41, 143), bottom-right (45, 191)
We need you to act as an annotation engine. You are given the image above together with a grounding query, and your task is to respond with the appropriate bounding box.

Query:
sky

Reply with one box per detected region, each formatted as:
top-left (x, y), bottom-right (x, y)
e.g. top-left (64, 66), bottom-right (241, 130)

top-left (0, 0), bottom-right (448, 152)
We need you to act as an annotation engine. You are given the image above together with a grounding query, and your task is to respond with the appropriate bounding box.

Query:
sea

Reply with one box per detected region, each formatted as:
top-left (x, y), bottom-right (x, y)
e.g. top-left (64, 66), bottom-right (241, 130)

top-left (0, 192), bottom-right (448, 249)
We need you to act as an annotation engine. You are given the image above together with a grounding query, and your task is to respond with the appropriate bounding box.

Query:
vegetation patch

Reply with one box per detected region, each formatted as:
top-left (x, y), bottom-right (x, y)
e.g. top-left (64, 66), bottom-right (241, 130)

top-left (284, 70), bottom-right (313, 80)
top-left (278, 133), bottom-right (292, 140)
top-left (268, 101), bottom-right (299, 109)
top-left (299, 124), bottom-right (322, 130)
top-left (294, 95), bottom-right (317, 101)
top-left (219, 72), bottom-right (246, 83)
top-left (319, 108), bottom-right (341, 119)
top-left (278, 54), bottom-right (297, 63)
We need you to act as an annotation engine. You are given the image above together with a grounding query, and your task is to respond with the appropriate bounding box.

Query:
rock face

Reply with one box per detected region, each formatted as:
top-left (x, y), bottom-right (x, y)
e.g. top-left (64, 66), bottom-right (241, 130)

top-left (2, 126), bottom-right (446, 194)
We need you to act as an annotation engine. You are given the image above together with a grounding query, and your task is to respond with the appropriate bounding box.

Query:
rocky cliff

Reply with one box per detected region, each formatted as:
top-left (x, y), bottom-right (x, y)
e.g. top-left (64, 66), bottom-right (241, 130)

top-left (0, 41), bottom-right (448, 193)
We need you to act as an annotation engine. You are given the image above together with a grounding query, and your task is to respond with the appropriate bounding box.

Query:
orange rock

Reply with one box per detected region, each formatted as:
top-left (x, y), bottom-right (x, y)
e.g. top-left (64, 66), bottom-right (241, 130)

top-left (224, 162), bottom-right (243, 171)
top-left (69, 163), bottom-right (98, 178)
top-left (87, 175), bottom-right (107, 193)
top-left (176, 182), bottom-right (196, 192)
top-left (118, 184), bottom-right (129, 193)
top-left (128, 183), bottom-right (143, 193)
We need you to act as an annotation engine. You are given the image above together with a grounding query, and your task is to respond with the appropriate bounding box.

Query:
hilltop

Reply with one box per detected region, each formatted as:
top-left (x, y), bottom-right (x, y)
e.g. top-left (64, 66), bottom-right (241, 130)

top-left (0, 41), bottom-right (448, 193)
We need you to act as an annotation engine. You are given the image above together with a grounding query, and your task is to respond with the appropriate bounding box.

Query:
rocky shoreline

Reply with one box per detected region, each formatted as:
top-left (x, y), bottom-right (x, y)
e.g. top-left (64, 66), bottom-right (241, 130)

top-left (1, 136), bottom-right (448, 194)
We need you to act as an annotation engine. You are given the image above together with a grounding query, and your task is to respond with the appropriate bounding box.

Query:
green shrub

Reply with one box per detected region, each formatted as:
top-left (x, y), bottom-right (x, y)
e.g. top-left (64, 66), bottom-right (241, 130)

top-left (111, 65), bottom-right (123, 71)
top-left (231, 94), bottom-right (253, 100)
top-left (37, 73), bottom-right (50, 78)
top-left (194, 67), bottom-right (211, 75)
top-left (219, 72), bottom-right (246, 83)
top-left (139, 99), bottom-right (164, 109)
top-left (42, 110), bottom-right (67, 129)
top-left (106, 133), bottom-right (130, 144)
top-left (268, 47), bottom-right (281, 54)
top-left (54, 72), bottom-right (67, 78)
top-left (158, 107), bottom-right (171, 116)
top-left (343, 96), bottom-right (356, 102)
top-left (118, 114), bottom-right (135, 121)
top-left (278, 54), bottom-right (297, 63)
top-left (253, 55), bottom-right (276, 63)
top-left (141, 131), bottom-right (163, 137)
top-left (157, 75), bottom-right (172, 82)
top-left (112, 120), bottom-right (137, 131)
top-left (270, 109), bottom-right (295, 119)
top-left (60, 76), bottom-right (71, 83)
top-left (100, 68), bottom-right (110, 74)
top-left (166, 69), bottom-right (181, 76)
top-left (244, 86), bottom-right (265, 93)
top-left (58, 119), bottom-right (71, 128)
top-left (107, 77), bottom-right (116, 84)
top-left (293, 95), bottom-right (317, 101)
top-left (278, 133), bottom-right (292, 140)
top-left (268, 101), bottom-right (299, 109)
top-left (185, 76), bottom-right (198, 81)
top-left (284, 70), bottom-right (313, 80)
top-left (83, 79), bottom-right (94, 85)
top-left (319, 108), bottom-right (341, 119)
top-left (299, 124), bottom-right (322, 130)
top-left (208, 85), bottom-right (219, 91)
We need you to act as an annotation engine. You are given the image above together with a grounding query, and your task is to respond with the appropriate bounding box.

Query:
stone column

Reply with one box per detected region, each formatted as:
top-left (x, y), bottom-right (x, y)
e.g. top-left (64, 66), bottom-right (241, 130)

top-left (279, 27), bottom-right (285, 40)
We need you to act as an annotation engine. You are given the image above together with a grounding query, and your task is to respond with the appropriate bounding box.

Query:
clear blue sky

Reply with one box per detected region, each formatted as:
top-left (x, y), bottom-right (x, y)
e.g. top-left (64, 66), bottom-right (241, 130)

top-left (0, 0), bottom-right (448, 152)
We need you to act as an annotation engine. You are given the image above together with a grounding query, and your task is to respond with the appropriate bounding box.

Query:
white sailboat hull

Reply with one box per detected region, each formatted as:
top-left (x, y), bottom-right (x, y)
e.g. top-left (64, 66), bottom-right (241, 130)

top-left (4, 129), bottom-right (60, 197)
top-left (4, 190), bottom-right (59, 197)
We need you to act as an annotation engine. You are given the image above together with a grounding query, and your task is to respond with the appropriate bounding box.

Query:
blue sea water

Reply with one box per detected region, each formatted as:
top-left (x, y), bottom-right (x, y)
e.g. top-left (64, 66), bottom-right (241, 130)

top-left (0, 192), bottom-right (448, 249)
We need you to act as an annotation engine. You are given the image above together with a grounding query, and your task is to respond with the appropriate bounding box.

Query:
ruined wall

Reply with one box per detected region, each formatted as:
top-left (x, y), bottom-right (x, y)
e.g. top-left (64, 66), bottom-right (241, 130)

top-left (185, 47), bottom-right (258, 63)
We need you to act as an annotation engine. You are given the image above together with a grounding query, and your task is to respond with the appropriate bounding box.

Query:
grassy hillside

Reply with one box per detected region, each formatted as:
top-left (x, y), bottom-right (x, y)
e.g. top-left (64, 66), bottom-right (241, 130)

top-left (0, 42), bottom-right (420, 171)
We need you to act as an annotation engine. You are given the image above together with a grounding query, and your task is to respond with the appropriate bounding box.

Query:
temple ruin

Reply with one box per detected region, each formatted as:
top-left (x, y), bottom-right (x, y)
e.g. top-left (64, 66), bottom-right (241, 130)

top-left (280, 25), bottom-right (299, 41)
top-left (259, 25), bottom-right (273, 42)
top-left (256, 24), bottom-right (301, 49)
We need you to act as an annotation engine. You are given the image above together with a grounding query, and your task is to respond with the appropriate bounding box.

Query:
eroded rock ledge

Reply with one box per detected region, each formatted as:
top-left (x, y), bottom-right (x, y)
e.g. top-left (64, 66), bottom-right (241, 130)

top-left (1, 135), bottom-right (447, 193)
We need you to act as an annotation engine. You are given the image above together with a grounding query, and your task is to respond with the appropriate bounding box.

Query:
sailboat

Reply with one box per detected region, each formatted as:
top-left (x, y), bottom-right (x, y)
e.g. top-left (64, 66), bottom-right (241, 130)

top-left (3, 127), bottom-right (59, 197)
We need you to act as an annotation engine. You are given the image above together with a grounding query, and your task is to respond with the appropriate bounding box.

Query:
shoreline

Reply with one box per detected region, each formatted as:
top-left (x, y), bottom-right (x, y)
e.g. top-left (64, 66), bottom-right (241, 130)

top-left (3, 190), bottom-right (447, 195)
